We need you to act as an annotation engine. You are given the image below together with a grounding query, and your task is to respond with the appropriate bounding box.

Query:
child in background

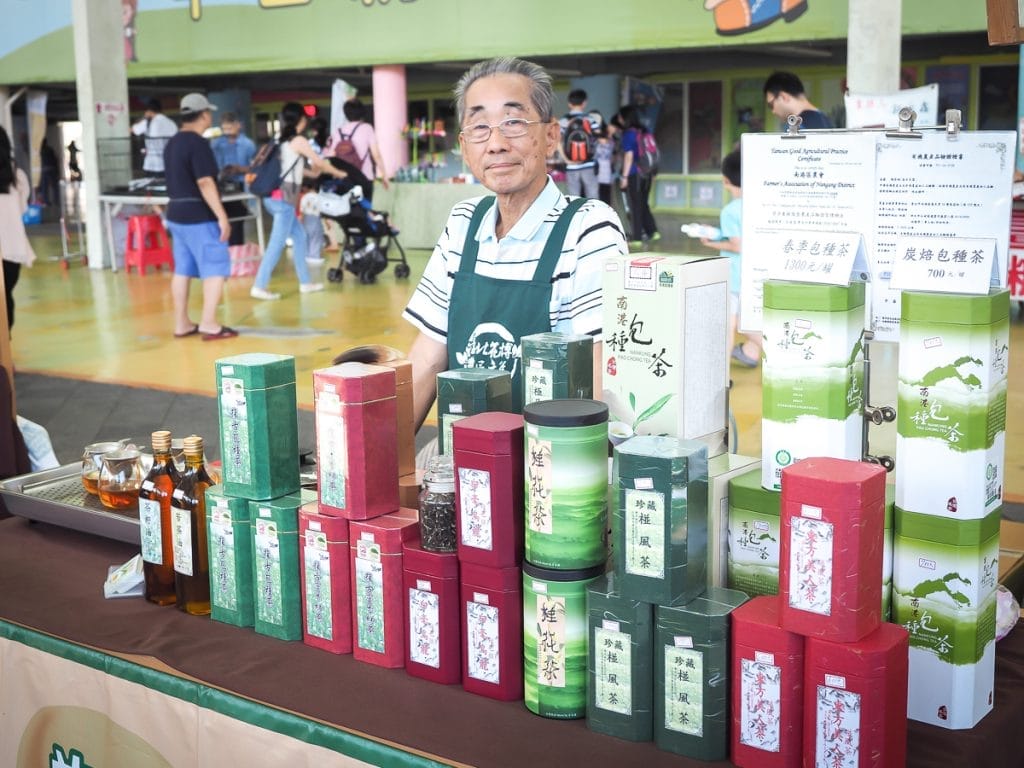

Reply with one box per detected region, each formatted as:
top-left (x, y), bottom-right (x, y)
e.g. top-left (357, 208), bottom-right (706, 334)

top-left (701, 149), bottom-right (761, 368)
top-left (594, 124), bottom-right (614, 205)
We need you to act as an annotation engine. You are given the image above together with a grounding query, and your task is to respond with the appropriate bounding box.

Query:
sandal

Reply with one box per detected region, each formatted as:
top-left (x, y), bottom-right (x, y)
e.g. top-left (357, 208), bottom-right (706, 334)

top-left (201, 326), bottom-right (239, 341)
top-left (174, 325), bottom-right (200, 338)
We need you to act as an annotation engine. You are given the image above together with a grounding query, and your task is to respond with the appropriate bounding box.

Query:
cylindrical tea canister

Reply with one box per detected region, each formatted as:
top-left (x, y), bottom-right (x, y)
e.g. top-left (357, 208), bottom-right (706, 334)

top-left (523, 560), bottom-right (604, 719)
top-left (524, 399), bottom-right (608, 570)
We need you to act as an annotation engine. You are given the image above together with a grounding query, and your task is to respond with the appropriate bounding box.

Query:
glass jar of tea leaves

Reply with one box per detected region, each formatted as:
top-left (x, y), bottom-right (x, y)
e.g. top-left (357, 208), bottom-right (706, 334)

top-left (419, 455), bottom-right (456, 552)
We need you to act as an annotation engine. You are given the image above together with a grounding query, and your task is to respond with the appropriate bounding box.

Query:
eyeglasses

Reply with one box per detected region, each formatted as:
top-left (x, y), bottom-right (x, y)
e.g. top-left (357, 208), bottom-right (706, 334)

top-left (460, 117), bottom-right (543, 143)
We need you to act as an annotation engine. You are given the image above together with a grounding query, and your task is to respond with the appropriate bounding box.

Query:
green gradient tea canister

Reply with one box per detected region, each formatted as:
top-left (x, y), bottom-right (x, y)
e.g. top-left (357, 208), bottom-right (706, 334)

top-left (523, 561), bottom-right (604, 719)
top-left (524, 399), bottom-right (609, 570)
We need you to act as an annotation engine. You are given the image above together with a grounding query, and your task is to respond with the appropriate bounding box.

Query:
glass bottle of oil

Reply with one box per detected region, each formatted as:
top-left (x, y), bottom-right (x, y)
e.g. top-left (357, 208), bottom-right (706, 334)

top-left (172, 435), bottom-right (213, 615)
top-left (140, 430), bottom-right (180, 606)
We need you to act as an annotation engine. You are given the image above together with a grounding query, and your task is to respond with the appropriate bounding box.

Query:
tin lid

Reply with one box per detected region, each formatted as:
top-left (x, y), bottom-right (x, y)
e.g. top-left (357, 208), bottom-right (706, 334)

top-left (204, 484), bottom-right (251, 520)
top-left (895, 506), bottom-right (1001, 545)
top-left (806, 622), bottom-right (908, 672)
top-left (350, 508), bottom-right (420, 549)
top-left (657, 587), bottom-right (749, 643)
top-left (461, 562), bottom-right (521, 592)
top-left (522, 560), bottom-right (605, 583)
top-left (248, 493), bottom-right (303, 532)
top-left (521, 331), bottom-right (593, 357)
top-left (781, 457), bottom-right (886, 508)
top-left (729, 467), bottom-right (780, 517)
top-left (523, 398), bottom-right (608, 428)
top-left (216, 353), bottom-right (296, 389)
top-left (901, 288), bottom-right (1009, 326)
top-left (452, 412), bottom-right (525, 455)
top-left (616, 435), bottom-right (707, 479)
top-left (314, 362), bottom-right (395, 403)
top-left (403, 538), bottom-right (459, 577)
top-left (763, 280), bottom-right (866, 311)
top-left (298, 503), bottom-right (349, 542)
top-left (732, 595), bottom-right (804, 654)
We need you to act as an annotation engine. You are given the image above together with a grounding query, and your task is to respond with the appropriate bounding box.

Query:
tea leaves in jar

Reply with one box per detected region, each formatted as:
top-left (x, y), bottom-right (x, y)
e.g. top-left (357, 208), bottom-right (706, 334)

top-left (420, 456), bottom-right (457, 552)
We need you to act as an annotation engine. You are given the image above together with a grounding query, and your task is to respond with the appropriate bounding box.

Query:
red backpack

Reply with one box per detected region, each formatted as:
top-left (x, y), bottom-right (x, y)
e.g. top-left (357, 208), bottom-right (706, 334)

top-left (332, 122), bottom-right (366, 169)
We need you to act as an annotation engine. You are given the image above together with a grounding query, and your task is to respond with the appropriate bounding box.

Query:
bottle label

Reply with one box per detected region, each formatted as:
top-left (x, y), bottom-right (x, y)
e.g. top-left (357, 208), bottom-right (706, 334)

top-left (624, 488), bottom-right (666, 579)
top-left (304, 533), bottom-right (333, 640)
top-left (816, 684), bottom-right (861, 767)
top-left (466, 601), bottom-right (500, 683)
top-left (316, 393), bottom-right (348, 509)
top-left (535, 594), bottom-right (566, 688)
top-left (255, 520), bottom-right (283, 626)
top-left (171, 506), bottom-right (193, 576)
top-left (524, 363), bottom-right (554, 406)
top-left (220, 377), bottom-right (251, 485)
top-left (526, 436), bottom-right (553, 535)
top-left (739, 657), bottom-right (782, 752)
top-left (139, 498), bottom-right (163, 565)
top-left (594, 626), bottom-right (632, 715)
top-left (210, 509), bottom-right (236, 611)
top-left (458, 467), bottom-right (493, 551)
top-left (664, 646), bottom-right (703, 736)
top-left (788, 516), bottom-right (835, 616)
top-left (355, 554), bottom-right (385, 653)
top-left (408, 587), bottom-right (441, 668)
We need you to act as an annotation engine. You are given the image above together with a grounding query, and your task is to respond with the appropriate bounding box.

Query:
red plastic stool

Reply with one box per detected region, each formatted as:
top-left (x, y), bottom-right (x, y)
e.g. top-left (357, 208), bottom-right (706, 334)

top-left (124, 214), bottom-right (174, 275)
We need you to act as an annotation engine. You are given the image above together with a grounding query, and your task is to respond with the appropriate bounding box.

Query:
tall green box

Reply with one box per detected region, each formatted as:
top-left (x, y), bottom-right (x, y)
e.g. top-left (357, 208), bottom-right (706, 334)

top-left (216, 353), bottom-right (300, 500)
top-left (727, 467), bottom-right (780, 597)
top-left (521, 331), bottom-right (594, 407)
top-left (436, 368), bottom-right (513, 455)
top-left (206, 485), bottom-right (254, 628)
top-left (614, 436), bottom-right (707, 607)
top-left (250, 493), bottom-right (302, 641)
top-left (654, 587), bottom-right (748, 760)
top-left (586, 572), bottom-right (654, 742)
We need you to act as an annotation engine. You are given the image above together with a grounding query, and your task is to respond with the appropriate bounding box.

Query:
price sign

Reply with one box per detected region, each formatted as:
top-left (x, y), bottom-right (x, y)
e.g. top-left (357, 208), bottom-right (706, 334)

top-left (889, 237), bottom-right (998, 295)
top-left (765, 231), bottom-right (869, 286)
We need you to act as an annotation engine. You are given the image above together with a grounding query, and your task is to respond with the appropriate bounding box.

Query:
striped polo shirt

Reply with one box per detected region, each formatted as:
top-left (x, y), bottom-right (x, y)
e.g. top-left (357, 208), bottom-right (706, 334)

top-left (403, 177), bottom-right (628, 343)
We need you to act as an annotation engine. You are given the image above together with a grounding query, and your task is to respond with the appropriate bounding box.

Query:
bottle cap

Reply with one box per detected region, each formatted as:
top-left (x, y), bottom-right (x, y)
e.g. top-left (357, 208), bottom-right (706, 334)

top-left (151, 430), bottom-right (172, 452)
top-left (182, 435), bottom-right (204, 456)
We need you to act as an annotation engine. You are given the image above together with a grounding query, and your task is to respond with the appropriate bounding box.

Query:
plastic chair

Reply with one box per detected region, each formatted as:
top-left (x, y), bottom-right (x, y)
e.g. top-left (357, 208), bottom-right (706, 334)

top-left (124, 214), bottom-right (174, 275)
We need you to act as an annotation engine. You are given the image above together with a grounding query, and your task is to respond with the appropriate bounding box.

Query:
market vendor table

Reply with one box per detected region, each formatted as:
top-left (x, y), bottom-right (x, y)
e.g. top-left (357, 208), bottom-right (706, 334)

top-left (98, 191), bottom-right (264, 272)
top-left (372, 183), bottom-right (479, 250)
top-left (0, 515), bottom-right (1020, 767)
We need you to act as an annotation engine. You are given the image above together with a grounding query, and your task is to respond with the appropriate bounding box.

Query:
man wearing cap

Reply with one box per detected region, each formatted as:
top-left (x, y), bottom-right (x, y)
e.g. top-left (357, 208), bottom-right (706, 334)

top-left (131, 97), bottom-right (178, 177)
top-left (162, 93), bottom-right (237, 341)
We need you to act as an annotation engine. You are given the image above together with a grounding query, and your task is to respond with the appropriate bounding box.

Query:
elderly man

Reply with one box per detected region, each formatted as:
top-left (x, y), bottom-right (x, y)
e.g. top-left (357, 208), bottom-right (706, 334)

top-left (403, 57), bottom-right (628, 424)
top-left (163, 93), bottom-right (237, 341)
top-left (211, 111), bottom-right (257, 246)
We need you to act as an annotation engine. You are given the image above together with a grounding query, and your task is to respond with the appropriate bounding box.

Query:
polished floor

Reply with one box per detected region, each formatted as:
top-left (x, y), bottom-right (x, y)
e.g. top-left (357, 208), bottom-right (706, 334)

top-left (12, 220), bottom-right (1024, 499)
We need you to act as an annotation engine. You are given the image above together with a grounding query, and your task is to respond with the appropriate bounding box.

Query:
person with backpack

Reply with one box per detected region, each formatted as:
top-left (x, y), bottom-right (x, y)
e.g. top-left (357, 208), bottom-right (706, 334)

top-left (329, 99), bottom-right (389, 202)
top-left (616, 105), bottom-right (660, 247)
top-left (558, 89), bottom-right (602, 199)
top-left (250, 101), bottom-right (348, 300)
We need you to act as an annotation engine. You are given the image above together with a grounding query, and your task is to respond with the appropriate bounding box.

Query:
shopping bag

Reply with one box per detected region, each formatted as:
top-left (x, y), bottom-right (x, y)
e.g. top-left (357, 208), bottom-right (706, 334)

top-left (229, 242), bottom-right (261, 277)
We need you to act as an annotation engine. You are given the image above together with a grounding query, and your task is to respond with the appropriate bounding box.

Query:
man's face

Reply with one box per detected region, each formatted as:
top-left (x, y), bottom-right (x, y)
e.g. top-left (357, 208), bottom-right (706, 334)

top-left (221, 120), bottom-right (240, 139)
top-left (766, 90), bottom-right (793, 120)
top-left (458, 73), bottom-right (558, 201)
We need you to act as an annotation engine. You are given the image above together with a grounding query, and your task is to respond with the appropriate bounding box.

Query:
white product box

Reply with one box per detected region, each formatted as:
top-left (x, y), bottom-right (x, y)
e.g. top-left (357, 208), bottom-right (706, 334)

top-left (761, 412), bottom-right (862, 492)
top-left (762, 280), bottom-right (865, 370)
top-left (707, 453), bottom-right (761, 588)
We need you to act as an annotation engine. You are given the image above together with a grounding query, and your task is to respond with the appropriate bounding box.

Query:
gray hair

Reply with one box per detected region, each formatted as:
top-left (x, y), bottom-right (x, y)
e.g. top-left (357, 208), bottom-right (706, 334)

top-left (453, 56), bottom-right (554, 125)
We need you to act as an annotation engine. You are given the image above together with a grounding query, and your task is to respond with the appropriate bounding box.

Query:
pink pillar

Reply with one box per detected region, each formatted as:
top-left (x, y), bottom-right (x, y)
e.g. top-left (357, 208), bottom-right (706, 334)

top-left (372, 65), bottom-right (408, 180)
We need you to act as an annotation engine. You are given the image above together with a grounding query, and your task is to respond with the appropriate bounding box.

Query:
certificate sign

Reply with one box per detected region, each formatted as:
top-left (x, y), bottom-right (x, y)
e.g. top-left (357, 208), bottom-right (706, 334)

top-left (889, 237), bottom-right (999, 295)
top-left (765, 231), bottom-right (869, 285)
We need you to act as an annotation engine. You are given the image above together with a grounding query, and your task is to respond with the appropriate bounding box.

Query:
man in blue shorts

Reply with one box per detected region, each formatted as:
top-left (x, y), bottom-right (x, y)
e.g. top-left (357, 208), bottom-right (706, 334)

top-left (163, 92), bottom-right (237, 340)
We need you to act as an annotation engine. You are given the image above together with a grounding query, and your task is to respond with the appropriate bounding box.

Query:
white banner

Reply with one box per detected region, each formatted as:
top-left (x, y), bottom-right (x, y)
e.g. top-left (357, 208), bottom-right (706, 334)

top-left (26, 91), bottom-right (48, 195)
top-left (844, 84), bottom-right (939, 129)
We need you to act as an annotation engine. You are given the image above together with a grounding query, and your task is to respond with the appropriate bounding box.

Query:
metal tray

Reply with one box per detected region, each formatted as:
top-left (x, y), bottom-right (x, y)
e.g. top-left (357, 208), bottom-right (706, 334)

top-left (0, 464), bottom-right (141, 545)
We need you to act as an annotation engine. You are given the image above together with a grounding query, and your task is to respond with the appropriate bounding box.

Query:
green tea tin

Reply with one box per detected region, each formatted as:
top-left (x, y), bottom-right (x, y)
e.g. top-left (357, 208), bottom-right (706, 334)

top-left (524, 399), bottom-right (609, 570)
top-left (436, 368), bottom-right (513, 455)
top-left (727, 467), bottom-right (781, 597)
top-left (250, 493), bottom-right (303, 641)
top-left (520, 331), bottom-right (594, 407)
top-left (205, 485), bottom-right (254, 628)
top-left (523, 560), bottom-right (604, 719)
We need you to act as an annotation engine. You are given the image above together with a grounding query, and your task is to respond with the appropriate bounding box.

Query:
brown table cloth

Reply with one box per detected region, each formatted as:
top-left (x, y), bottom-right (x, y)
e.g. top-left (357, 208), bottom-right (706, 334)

top-left (0, 516), bottom-right (1019, 768)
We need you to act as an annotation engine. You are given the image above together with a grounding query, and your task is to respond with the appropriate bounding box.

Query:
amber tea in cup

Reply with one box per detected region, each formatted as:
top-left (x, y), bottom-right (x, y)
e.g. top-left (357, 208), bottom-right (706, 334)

top-left (98, 448), bottom-right (143, 511)
top-left (81, 440), bottom-right (126, 495)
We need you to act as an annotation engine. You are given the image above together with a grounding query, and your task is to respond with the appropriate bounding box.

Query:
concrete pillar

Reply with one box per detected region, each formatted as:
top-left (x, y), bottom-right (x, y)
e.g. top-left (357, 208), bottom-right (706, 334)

top-left (848, 0), bottom-right (902, 465)
top-left (1017, 45), bottom-right (1024, 172)
top-left (71, 0), bottom-right (132, 269)
top-left (372, 65), bottom-right (408, 179)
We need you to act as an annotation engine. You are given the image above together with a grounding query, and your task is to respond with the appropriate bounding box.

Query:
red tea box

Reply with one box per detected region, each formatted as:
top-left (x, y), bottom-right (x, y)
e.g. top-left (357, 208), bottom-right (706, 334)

top-left (460, 563), bottom-right (523, 701)
top-left (803, 623), bottom-right (909, 768)
top-left (452, 412), bottom-right (525, 568)
top-left (314, 363), bottom-right (399, 520)
top-left (349, 509), bottom-right (419, 667)
top-left (403, 538), bottom-right (461, 684)
top-left (779, 458), bottom-right (886, 642)
top-left (380, 357), bottom-right (415, 478)
top-left (299, 503), bottom-right (351, 654)
top-left (731, 596), bottom-right (804, 768)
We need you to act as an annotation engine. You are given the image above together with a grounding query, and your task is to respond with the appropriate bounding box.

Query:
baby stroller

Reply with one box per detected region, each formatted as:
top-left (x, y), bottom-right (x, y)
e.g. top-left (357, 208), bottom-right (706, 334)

top-left (313, 164), bottom-right (409, 284)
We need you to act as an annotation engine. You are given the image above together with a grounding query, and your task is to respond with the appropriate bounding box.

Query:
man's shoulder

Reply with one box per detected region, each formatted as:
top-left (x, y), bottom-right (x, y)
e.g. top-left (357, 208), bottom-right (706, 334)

top-left (798, 109), bottom-right (834, 129)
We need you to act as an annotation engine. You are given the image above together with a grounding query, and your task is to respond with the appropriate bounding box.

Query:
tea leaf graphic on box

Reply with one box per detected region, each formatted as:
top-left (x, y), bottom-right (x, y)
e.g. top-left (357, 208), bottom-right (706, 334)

top-left (903, 571), bottom-right (973, 607)
top-left (633, 393), bottom-right (674, 431)
top-left (919, 356), bottom-right (984, 390)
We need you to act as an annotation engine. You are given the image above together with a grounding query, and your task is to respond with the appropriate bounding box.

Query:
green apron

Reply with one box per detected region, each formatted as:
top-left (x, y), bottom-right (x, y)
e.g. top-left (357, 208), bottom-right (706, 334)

top-left (448, 195), bottom-right (587, 412)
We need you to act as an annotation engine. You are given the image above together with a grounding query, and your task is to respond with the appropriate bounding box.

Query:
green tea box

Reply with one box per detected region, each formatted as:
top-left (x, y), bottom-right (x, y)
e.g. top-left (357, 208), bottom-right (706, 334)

top-left (654, 587), bottom-right (748, 761)
top-left (586, 572), bottom-right (654, 742)
top-left (205, 485), bottom-right (254, 628)
top-left (896, 290), bottom-right (1009, 521)
top-left (883, 484), bottom-right (894, 621)
top-left (762, 280), bottom-right (866, 369)
top-left (602, 254), bottom-right (730, 457)
top-left (707, 453), bottom-right (760, 589)
top-left (216, 353), bottom-right (300, 501)
top-left (893, 507), bottom-right (999, 729)
top-left (250, 494), bottom-right (303, 641)
top-left (521, 331), bottom-right (594, 407)
top-left (613, 436), bottom-right (708, 607)
top-left (727, 467), bottom-right (781, 597)
top-left (436, 368), bottom-right (513, 455)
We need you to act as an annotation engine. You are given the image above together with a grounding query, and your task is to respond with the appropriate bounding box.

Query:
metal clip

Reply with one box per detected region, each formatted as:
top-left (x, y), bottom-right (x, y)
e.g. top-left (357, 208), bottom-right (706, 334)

top-left (945, 108), bottom-right (962, 139)
top-left (885, 106), bottom-right (922, 139)
top-left (781, 113), bottom-right (805, 139)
